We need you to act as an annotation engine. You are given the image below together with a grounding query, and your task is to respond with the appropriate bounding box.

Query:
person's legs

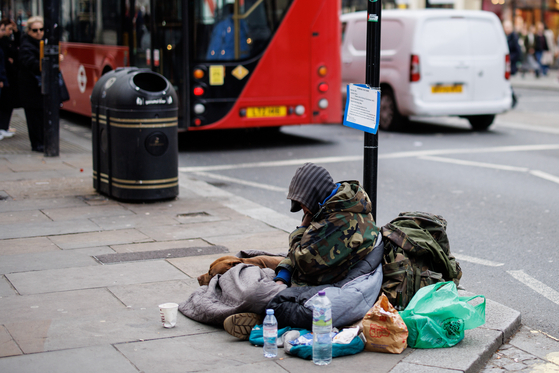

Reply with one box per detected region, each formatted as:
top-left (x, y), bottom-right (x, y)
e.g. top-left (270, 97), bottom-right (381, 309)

top-left (0, 107), bottom-right (15, 138)
top-left (23, 107), bottom-right (44, 151)
top-left (534, 51), bottom-right (546, 75)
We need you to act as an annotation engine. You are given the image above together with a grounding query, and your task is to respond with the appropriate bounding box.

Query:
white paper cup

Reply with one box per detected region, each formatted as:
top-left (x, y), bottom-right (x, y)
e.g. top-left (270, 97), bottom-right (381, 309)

top-left (159, 303), bottom-right (179, 328)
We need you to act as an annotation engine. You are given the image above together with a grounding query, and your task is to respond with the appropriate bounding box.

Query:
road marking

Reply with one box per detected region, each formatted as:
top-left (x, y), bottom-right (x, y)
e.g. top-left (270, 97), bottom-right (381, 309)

top-left (179, 144), bottom-right (559, 191)
top-left (495, 121), bottom-right (559, 135)
top-left (530, 170), bottom-right (559, 185)
top-left (191, 171), bottom-right (287, 192)
top-left (380, 144), bottom-right (559, 159)
top-left (179, 144), bottom-right (559, 173)
top-left (419, 156), bottom-right (530, 172)
top-left (507, 270), bottom-right (559, 306)
top-left (453, 253), bottom-right (504, 267)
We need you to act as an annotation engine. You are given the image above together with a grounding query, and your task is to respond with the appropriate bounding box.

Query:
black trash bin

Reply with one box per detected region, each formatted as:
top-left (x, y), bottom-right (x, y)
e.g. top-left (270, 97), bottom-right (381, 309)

top-left (91, 67), bottom-right (179, 201)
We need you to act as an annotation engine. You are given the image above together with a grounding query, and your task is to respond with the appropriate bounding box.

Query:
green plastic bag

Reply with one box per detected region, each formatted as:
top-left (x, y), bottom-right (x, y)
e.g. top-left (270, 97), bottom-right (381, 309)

top-left (399, 281), bottom-right (485, 348)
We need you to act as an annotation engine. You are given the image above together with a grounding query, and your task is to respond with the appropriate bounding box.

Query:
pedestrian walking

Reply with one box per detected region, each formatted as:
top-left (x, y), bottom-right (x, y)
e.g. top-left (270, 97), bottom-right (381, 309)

top-left (504, 20), bottom-right (522, 76)
top-left (0, 18), bottom-right (20, 140)
top-left (534, 22), bottom-right (550, 75)
top-left (17, 16), bottom-right (45, 152)
top-left (520, 24), bottom-right (541, 78)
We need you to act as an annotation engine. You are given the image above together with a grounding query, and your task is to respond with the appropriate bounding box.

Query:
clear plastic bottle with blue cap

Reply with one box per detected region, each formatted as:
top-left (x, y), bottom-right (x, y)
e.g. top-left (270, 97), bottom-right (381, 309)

top-left (263, 309), bottom-right (278, 358)
top-left (312, 290), bottom-right (332, 365)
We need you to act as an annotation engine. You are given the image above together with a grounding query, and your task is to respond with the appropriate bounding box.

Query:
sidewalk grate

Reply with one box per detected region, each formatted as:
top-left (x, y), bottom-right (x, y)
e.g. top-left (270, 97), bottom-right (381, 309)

top-left (93, 245), bottom-right (230, 264)
top-left (0, 111), bottom-right (89, 154)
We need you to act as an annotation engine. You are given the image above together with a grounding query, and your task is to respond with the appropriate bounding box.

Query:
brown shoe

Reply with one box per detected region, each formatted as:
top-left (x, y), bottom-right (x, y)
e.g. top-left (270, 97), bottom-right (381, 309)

top-left (223, 313), bottom-right (263, 340)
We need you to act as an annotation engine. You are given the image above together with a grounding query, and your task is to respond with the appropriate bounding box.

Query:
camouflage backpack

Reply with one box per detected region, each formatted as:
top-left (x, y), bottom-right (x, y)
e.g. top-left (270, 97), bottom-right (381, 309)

top-left (380, 211), bottom-right (462, 310)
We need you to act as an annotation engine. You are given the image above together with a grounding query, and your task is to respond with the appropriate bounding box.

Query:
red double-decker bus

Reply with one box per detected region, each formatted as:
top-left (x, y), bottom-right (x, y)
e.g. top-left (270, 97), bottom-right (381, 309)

top-left (6, 0), bottom-right (342, 131)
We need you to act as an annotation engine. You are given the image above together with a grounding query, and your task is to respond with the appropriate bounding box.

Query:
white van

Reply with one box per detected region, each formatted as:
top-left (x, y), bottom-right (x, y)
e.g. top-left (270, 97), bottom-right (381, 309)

top-left (341, 10), bottom-right (513, 131)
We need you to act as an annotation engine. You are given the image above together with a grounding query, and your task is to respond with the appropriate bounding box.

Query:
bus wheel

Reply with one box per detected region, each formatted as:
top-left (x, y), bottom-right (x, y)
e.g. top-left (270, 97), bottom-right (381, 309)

top-left (379, 88), bottom-right (407, 131)
top-left (466, 115), bottom-right (495, 131)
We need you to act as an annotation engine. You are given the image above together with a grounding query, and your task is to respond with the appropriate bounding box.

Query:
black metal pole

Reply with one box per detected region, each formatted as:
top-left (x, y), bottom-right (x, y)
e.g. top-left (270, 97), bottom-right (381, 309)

top-left (364, 0), bottom-right (382, 222)
top-left (42, 0), bottom-right (61, 157)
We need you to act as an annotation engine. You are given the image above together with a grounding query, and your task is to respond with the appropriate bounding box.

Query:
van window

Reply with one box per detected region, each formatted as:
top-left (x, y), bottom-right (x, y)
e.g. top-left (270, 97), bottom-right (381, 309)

top-left (381, 20), bottom-right (404, 51)
top-left (468, 19), bottom-right (502, 56)
top-left (352, 20), bottom-right (368, 51)
top-left (342, 22), bottom-right (347, 44)
top-left (420, 19), bottom-right (470, 56)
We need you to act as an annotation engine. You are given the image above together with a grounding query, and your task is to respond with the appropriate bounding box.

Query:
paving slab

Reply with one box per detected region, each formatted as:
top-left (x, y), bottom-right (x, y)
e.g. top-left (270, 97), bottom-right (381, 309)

top-left (205, 231), bottom-right (289, 254)
top-left (6, 260), bottom-right (188, 295)
top-left (0, 246), bottom-right (114, 275)
top-left (108, 278), bottom-right (199, 309)
top-left (118, 197), bottom-right (214, 215)
top-left (508, 326), bottom-right (559, 362)
top-left (48, 228), bottom-right (153, 249)
top-left (0, 197), bottom-right (88, 213)
top-left (0, 345), bottom-right (139, 373)
top-left (115, 332), bottom-right (410, 373)
top-left (7, 306), bottom-right (216, 353)
top-left (90, 213), bottom-right (180, 230)
top-left (0, 288), bottom-right (126, 323)
top-left (389, 362), bottom-right (459, 373)
top-left (0, 219), bottom-right (101, 240)
top-left (0, 210), bottom-right (52, 224)
top-left (94, 245), bottom-right (228, 264)
top-left (4, 162), bottom-right (78, 173)
top-left (40, 204), bottom-right (135, 221)
top-left (0, 276), bottom-right (16, 297)
top-left (115, 333), bottom-right (282, 373)
top-left (0, 325), bottom-right (23, 358)
top-left (0, 176), bottom-right (94, 200)
top-left (0, 237), bottom-right (59, 256)
top-left (110, 238), bottom-right (211, 253)
top-left (137, 217), bottom-right (276, 242)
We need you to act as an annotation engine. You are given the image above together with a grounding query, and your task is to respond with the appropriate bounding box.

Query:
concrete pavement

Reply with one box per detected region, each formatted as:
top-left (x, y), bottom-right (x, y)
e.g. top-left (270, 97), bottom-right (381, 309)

top-left (0, 108), bottom-right (550, 373)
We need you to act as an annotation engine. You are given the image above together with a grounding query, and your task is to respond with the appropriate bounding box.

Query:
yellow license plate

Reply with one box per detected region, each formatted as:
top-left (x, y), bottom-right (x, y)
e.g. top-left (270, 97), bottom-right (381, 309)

top-left (246, 106), bottom-right (287, 118)
top-left (431, 84), bottom-right (463, 94)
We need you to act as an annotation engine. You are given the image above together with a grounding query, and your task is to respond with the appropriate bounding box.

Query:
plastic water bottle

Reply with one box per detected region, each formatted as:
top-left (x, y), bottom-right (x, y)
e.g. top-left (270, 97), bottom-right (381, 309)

top-left (312, 290), bottom-right (332, 365)
top-left (263, 309), bottom-right (278, 358)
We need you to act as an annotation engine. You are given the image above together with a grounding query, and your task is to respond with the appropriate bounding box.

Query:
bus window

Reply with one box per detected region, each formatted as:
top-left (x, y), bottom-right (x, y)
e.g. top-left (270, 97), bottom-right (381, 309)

top-left (195, 0), bottom-right (291, 62)
top-left (152, 0), bottom-right (182, 90)
top-left (61, 0), bottom-right (121, 45)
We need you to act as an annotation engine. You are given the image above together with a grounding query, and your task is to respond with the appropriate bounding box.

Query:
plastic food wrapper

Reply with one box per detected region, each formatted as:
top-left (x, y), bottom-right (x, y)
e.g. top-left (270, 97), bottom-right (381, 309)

top-left (289, 332), bottom-right (314, 346)
top-left (333, 327), bottom-right (360, 344)
top-left (362, 293), bottom-right (408, 354)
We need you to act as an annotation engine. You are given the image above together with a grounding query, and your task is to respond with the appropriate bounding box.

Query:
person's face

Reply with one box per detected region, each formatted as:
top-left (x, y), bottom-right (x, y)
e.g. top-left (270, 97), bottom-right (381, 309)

top-left (0, 25), bottom-right (5, 38)
top-left (6, 24), bottom-right (14, 36)
top-left (301, 205), bottom-right (312, 216)
top-left (28, 22), bottom-right (44, 40)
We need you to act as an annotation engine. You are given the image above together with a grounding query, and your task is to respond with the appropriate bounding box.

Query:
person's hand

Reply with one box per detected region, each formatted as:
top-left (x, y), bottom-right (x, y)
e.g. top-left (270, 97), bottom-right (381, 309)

top-left (301, 213), bottom-right (312, 227)
top-left (275, 280), bottom-right (285, 285)
top-left (0, 82), bottom-right (3, 88)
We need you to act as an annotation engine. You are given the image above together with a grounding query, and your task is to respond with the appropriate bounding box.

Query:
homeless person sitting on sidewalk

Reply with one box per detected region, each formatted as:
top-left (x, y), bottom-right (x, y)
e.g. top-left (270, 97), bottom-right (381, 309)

top-left (178, 163), bottom-right (384, 340)
top-left (274, 162), bottom-right (380, 287)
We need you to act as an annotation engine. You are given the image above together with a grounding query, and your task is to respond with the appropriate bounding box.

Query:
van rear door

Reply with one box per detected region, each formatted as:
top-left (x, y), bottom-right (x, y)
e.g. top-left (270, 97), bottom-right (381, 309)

top-left (416, 17), bottom-right (474, 103)
top-left (468, 16), bottom-right (508, 101)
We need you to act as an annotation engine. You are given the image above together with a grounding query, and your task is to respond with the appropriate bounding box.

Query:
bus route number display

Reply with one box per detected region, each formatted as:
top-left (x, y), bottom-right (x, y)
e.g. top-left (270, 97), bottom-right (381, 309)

top-left (343, 84), bottom-right (380, 135)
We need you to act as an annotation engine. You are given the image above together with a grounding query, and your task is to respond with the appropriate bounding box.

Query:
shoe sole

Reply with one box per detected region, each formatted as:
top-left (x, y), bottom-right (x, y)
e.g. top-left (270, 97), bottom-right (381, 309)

top-left (223, 313), bottom-right (263, 340)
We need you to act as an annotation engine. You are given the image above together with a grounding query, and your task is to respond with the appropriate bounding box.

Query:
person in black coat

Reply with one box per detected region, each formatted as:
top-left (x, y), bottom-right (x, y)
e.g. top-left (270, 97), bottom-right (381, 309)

top-left (18, 16), bottom-right (44, 152)
top-left (0, 19), bottom-right (21, 140)
top-left (504, 20), bottom-right (522, 76)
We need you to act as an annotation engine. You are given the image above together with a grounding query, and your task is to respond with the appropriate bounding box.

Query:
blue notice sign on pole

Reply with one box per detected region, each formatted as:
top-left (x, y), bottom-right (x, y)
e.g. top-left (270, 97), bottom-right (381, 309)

top-left (343, 84), bottom-right (381, 135)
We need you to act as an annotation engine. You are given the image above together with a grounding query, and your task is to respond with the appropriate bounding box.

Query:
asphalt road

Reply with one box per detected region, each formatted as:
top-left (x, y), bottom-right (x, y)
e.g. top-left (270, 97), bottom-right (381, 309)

top-left (178, 87), bottom-right (559, 339)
